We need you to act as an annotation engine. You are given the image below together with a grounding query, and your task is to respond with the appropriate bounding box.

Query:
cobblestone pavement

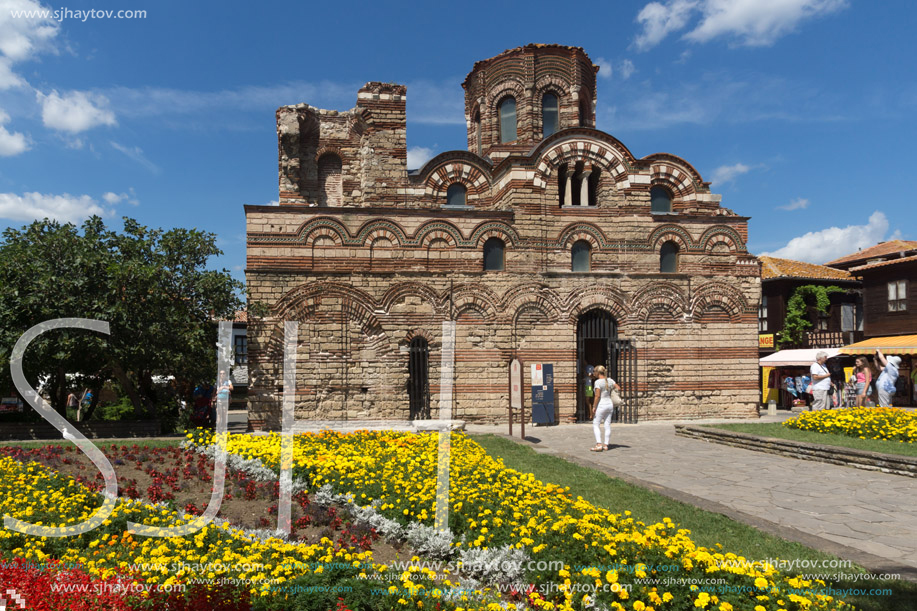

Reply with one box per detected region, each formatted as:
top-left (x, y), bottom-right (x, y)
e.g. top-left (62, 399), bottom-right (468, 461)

top-left (465, 414), bottom-right (917, 576)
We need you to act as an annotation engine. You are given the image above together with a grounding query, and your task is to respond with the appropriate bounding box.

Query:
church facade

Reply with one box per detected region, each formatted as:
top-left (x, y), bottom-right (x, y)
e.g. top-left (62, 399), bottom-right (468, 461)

top-left (244, 44), bottom-right (760, 428)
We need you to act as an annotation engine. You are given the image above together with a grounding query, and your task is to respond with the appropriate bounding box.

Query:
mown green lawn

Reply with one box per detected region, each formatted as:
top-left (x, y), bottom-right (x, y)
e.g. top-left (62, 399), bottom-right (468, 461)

top-left (708, 423), bottom-right (917, 458)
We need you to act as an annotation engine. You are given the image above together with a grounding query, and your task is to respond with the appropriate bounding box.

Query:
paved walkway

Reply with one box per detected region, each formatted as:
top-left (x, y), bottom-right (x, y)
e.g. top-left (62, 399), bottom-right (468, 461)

top-left (466, 416), bottom-right (917, 578)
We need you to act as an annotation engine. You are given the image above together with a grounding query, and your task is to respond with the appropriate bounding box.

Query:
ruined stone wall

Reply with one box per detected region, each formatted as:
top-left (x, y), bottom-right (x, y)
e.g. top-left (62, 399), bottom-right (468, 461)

top-left (245, 265), bottom-right (759, 428)
top-left (247, 44), bottom-right (761, 429)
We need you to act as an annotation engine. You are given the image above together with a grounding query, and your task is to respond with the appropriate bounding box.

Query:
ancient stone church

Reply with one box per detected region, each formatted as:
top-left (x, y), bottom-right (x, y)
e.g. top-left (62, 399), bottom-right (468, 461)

top-left (244, 44), bottom-right (760, 428)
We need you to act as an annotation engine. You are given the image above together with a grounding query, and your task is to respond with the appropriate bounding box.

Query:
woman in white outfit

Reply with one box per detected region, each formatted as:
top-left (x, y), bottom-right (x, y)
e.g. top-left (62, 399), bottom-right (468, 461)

top-left (590, 365), bottom-right (618, 452)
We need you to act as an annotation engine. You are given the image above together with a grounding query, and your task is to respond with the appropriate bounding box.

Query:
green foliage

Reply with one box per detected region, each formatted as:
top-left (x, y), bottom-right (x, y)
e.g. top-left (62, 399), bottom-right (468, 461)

top-left (0, 216), bottom-right (244, 418)
top-left (778, 284), bottom-right (844, 348)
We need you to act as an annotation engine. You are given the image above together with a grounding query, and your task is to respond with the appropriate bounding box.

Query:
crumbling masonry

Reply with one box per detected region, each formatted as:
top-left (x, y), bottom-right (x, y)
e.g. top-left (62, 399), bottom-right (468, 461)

top-left (244, 44), bottom-right (761, 428)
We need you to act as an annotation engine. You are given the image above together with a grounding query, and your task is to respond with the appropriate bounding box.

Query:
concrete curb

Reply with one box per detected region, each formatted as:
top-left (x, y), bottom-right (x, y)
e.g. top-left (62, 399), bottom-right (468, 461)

top-left (675, 425), bottom-right (917, 478)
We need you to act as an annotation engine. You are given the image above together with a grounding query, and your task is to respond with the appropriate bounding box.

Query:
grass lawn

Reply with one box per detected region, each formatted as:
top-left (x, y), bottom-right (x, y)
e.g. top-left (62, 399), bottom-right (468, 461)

top-left (473, 433), bottom-right (917, 611)
top-left (707, 423), bottom-right (917, 458)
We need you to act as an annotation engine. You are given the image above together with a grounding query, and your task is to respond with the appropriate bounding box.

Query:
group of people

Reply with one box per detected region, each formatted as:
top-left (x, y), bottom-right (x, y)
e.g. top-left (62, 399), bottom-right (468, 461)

top-left (807, 349), bottom-right (903, 410)
top-left (583, 364), bottom-right (622, 452)
top-left (191, 370), bottom-right (233, 428)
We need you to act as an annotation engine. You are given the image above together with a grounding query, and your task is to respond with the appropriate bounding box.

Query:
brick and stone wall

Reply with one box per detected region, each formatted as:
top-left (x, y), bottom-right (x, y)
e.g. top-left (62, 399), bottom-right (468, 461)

top-left (245, 44), bottom-right (761, 428)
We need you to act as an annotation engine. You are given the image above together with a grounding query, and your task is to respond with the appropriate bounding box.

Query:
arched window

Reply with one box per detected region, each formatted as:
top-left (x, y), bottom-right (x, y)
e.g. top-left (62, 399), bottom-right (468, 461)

top-left (650, 186), bottom-right (672, 214)
top-left (572, 240), bottom-right (591, 272)
top-left (317, 154), bottom-right (342, 206)
top-left (483, 237), bottom-right (505, 271)
top-left (498, 97), bottom-right (517, 143)
top-left (660, 241), bottom-right (679, 273)
top-left (446, 183), bottom-right (466, 207)
top-left (558, 162), bottom-right (599, 206)
top-left (542, 93), bottom-right (559, 138)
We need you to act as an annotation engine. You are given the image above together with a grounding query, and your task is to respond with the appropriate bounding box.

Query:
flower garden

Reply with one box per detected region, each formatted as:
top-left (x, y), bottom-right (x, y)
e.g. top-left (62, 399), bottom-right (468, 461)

top-left (783, 407), bottom-right (917, 443)
top-left (0, 430), bottom-right (859, 610)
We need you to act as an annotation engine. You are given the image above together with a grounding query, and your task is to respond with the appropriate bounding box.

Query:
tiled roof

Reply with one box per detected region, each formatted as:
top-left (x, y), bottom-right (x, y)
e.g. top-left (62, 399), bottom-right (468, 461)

top-left (758, 256), bottom-right (853, 281)
top-left (233, 310), bottom-right (247, 323)
top-left (825, 240), bottom-right (917, 267)
top-left (850, 254), bottom-right (917, 272)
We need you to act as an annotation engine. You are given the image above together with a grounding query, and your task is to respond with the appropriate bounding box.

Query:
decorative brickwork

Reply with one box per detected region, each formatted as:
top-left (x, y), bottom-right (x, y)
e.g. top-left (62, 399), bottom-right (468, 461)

top-left (246, 44), bottom-right (760, 428)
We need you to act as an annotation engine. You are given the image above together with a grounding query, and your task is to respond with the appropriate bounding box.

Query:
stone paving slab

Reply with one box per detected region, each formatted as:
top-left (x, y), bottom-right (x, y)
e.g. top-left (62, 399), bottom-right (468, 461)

top-left (465, 420), bottom-right (917, 578)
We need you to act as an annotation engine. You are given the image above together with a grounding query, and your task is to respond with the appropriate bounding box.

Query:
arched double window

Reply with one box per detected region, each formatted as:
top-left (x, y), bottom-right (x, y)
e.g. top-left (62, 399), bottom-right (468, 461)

top-left (660, 241), bottom-right (679, 273)
top-left (498, 97), bottom-right (517, 143)
top-left (483, 237), bottom-right (505, 271)
top-left (572, 240), bottom-right (591, 272)
top-left (317, 154), bottom-right (342, 206)
top-left (559, 162), bottom-right (599, 207)
top-left (446, 183), bottom-right (466, 207)
top-left (542, 93), bottom-right (559, 138)
top-left (651, 186), bottom-right (672, 214)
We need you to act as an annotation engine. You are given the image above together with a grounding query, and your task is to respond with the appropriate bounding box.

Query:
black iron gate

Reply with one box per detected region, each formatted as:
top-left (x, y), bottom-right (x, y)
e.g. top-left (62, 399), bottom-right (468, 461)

top-left (576, 310), bottom-right (638, 423)
top-left (408, 337), bottom-right (430, 420)
top-left (610, 339), bottom-right (638, 423)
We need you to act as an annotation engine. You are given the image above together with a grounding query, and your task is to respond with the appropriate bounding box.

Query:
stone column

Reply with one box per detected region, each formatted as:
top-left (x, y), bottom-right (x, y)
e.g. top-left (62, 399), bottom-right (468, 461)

top-left (564, 174), bottom-right (573, 207)
top-left (579, 168), bottom-right (592, 206)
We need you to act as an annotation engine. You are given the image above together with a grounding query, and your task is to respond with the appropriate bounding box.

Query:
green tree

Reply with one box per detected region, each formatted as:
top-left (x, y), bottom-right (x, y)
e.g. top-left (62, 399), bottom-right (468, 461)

top-left (0, 216), bottom-right (244, 419)
top-left (778, 284), bottom-right (844, 348)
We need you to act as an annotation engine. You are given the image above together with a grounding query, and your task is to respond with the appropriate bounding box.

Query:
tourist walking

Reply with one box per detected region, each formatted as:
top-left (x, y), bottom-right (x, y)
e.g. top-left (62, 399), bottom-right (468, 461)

top-left (590, 365), bottom-right (618, 452)
top-left (851, 356), bottom-right (872, 407)
top-left (875, 349), bottom-right (901, 407)
top-left (809, 352), bottom-right (832, 411)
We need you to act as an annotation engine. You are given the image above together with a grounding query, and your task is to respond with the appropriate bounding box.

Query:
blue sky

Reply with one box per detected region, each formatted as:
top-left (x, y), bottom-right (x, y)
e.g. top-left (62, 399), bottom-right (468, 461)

top-left (0, 0), bottom-right (914, 281)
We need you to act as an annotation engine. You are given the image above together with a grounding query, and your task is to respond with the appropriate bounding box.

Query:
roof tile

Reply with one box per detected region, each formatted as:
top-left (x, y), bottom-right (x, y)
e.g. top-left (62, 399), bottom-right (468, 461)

top-left (825, 240), bottom-right (917, 267)
top-left (758, 256), bottom-right (853, 281)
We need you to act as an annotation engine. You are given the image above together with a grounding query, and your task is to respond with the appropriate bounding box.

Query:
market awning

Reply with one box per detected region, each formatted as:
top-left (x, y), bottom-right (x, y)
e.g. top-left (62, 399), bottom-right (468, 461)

top-left (758, 348), bottom-right (841, 367)
top-left (839, 335), bottom-right (917, 355)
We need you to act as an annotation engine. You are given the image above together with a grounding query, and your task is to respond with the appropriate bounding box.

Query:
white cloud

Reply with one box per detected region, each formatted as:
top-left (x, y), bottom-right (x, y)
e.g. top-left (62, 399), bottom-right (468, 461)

top-left (0, 1), bottom-right (60, 95)
top-left (618, 59), bottom-right (636, 80)
top-left (634, 0), bottom-right (699, 51)
top-left (777, 197), bottom-right (809, 211)
top-left (0, 192), bottom-right (107, 223)
top-left (686, 0), bottom-right (848, 46)
top-left (102, 189), bottom-right (139, 206)
top-left (110, 141), bottom-right (160, 174)
top-left (407, 146), bottom-right (435, 170)
top-left (38, 90), bottom-right (117, 133)
top-left (759, 211), bottom-right (892, 264)
top-left (0, 109), bottom-right (28, 156)
top-left (710, 162), bottom-right (750, 185)
top-left (595, 57), bottom-right (613, 79)
top-left (264, 200), bottom-right (279, 206)
top-left (0, 57), bottom-right (26, 89)
top-left (0, 0), bottom-right (60, 62)
top-left (633, 0), bottom-right (848, 50)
